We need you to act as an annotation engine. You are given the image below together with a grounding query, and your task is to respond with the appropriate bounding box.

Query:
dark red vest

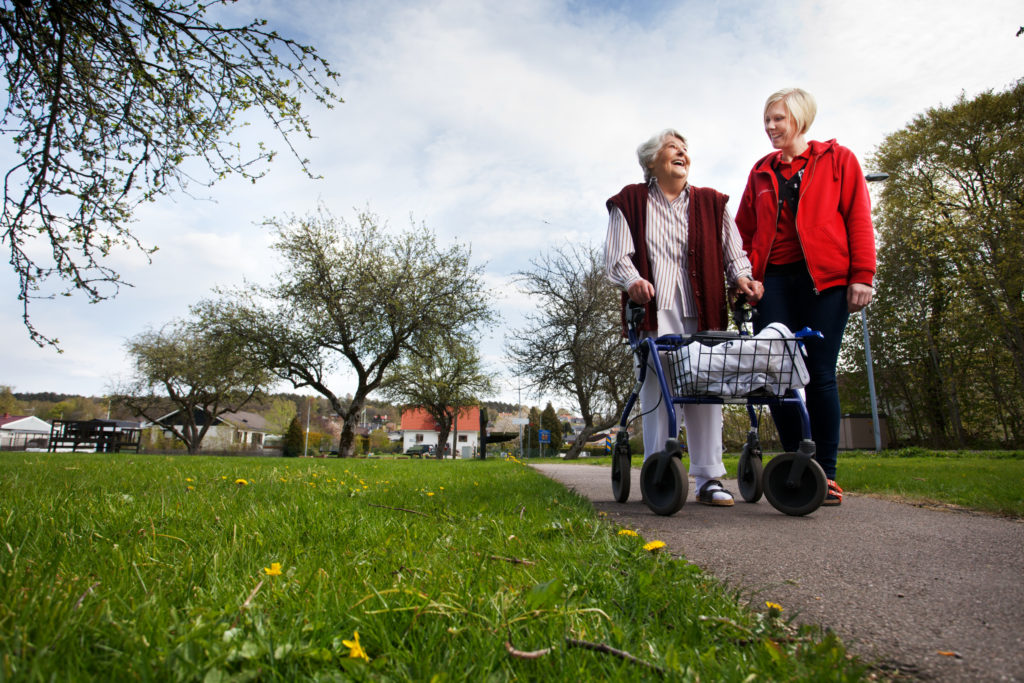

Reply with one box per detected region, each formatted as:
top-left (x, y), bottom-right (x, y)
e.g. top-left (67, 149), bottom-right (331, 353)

top-left (606, 183), bottom-right (729, 334)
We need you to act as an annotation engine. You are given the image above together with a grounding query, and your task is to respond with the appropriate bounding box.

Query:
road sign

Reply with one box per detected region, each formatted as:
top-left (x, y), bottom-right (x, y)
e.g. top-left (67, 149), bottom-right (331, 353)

top-left (538, 429), bottom-right (551, 444)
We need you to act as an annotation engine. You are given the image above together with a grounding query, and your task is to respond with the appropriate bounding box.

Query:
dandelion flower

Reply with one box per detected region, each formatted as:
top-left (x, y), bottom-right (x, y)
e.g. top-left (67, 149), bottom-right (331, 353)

top-left (342, 630), bottom-right (369, 661)
top-left (186, 485), bottom-right (194, 491)
top-left (643, 540), bottom-right (666, 552)
top-left (185, 477), bottom-right (194, 482)
top-left (264, 562), bottom-right (282, 577)
top-left (618, 529), bottom-right (639, 537)
top-left (427, 492), bottom-right (435, 497)
top-left (235, 479), bottom-right (248, 486)
top-left (765, 601), bottom-right (783, 615)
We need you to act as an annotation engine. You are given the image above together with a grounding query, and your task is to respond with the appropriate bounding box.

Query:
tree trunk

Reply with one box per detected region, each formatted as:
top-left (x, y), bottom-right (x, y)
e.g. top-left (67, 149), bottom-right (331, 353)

top-left (337, 400), bottom-right (364, 457)
top-left (564, 417), bottom-right (617, 459)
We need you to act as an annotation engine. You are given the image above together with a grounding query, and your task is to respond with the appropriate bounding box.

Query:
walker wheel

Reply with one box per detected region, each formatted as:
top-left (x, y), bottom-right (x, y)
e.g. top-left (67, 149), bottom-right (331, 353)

top-left (737, 443), bottom-right (764, 503)
top-left (640, 450), bottom-right (686, 516)
top-left (611, 443), bottom-right (632, 503)
top-left (762, 452), bottom-right (827, 516)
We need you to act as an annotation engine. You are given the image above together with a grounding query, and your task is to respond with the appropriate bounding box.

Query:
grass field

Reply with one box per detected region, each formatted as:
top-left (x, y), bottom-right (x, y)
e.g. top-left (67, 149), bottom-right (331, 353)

top-left (0, 452), bottom-right (867, 681)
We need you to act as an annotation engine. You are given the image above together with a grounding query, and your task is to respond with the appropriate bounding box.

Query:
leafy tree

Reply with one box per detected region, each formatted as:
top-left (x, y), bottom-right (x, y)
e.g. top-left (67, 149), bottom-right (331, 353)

top-left (506, 243), bottom-right (633, 458)
top-left (382, 338), bottom-right (494, 459)
top-left (43, 396), bottom-right (101, 421)
top-left (262, 397), bottom-right (298, 436)
top-left (197, 206), bottom-right (495, 457)
top-left (858, 79), bottom-right (1024, 446)
top-left (540, 401), bottom-right (563, 451)
top-left (111, 317), bottom-right (273, 453)
top-left (0, 386), bottom-right (20, 415)
top-left (282, 415), bottom-right (304, 458)
top-left (524, 405), bottom-right (542, 455)
top-left (368, 428), bottom-right (391, 453)
top-left (0, 0), bottom-right (341, 347)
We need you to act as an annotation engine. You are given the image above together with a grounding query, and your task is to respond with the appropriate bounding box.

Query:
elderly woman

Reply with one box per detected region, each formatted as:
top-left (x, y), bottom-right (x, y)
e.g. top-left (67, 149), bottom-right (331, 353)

top-left (605, 129), bottom-right (763, 506)
top-left (735, 88), bottom-right (876, 506)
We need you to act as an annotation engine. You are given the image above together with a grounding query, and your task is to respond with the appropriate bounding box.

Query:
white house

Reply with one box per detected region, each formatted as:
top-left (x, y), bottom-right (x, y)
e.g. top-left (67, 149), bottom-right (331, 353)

top-left (400, 406), bottom-right (481, 456)
top-left (147, 409), bottom-right (269, 451)
top-left (0, 414), bottom-right (52, 450)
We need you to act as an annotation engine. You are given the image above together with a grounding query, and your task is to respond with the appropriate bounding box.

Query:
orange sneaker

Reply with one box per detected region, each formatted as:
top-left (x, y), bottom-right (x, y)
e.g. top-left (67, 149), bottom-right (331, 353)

top-left (824, 479), bottom-right (843, 506)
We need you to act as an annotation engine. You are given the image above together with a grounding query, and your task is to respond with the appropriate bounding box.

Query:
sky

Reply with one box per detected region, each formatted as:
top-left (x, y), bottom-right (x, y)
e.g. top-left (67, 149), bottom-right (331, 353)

top-left (1, 0), bottom-right (1022, 409)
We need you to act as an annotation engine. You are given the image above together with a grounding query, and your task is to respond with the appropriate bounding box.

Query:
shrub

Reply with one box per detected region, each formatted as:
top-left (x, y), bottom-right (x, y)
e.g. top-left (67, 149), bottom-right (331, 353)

top-left (282, 416), bottom-right (304, 457)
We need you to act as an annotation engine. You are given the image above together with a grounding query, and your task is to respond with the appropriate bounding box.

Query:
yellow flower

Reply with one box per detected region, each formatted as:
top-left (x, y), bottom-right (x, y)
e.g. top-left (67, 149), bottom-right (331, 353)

top-left (235, 479), bottom-right (248, 486)
top-left (618, 529), bottom-right (639, 537)
top-left (427, 492), bottom-right (435, 497)
top-left (185, 477), bottom-right (194, 482)
top-left (643, 540), bottom-right (666, 552)
top-left (264, 562), bottom-right (282, 577)
top-left (186, 485), bottom-right (195, 491)
top-left (342, 630), bottom-right (369, 661)
top-left (765, 601), bottom-right (783, 615)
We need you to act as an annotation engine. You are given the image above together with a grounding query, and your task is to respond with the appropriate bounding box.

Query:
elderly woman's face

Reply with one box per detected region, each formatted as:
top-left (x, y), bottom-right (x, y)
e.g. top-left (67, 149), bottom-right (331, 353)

top-left (764, 101), bottom-right (798, 151)
top-left (649, 136), bottom-right (690, 185)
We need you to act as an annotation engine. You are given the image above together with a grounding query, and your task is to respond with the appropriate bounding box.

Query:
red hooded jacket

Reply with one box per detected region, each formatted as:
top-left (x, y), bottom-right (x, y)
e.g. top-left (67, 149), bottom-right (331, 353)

top-left (735, 139), bottom-right (876, 292)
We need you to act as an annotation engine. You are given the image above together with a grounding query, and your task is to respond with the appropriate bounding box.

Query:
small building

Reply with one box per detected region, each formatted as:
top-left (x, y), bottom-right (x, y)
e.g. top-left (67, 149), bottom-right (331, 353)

top-left (401, 406), bottom-right (481, 456)
top-left (0, 414), bottom-right (52, 450)
top-left (839, 413), bottom-right (889, 450)
top-left (147, 409), bottom-right (270, 451)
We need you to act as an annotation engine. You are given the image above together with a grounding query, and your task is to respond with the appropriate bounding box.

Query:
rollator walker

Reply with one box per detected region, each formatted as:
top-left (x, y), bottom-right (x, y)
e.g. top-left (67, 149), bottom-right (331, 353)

top-left (611, 300), bottom-right (828, 516)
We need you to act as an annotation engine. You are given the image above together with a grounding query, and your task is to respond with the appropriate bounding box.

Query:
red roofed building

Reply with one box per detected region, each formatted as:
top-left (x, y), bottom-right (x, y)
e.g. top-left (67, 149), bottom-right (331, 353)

top-left (400, 406), bottom-right (481, 456)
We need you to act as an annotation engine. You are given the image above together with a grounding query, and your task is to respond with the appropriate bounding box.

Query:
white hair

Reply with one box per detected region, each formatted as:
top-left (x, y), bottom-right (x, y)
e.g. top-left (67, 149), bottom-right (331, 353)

top-left (637, 129), bottom-right (687, 182)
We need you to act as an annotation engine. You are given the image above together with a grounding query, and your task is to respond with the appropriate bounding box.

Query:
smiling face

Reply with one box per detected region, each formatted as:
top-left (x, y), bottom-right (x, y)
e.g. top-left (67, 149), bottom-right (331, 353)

top-left (648, 135), bottom-right (690, 187)
top-left (764, 100), bottom-right (806, 158)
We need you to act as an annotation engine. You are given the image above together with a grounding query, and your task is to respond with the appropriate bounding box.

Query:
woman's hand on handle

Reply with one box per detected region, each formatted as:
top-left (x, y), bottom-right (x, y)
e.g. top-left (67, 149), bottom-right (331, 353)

top-left (627, 278), bottom-right (656, 305)
top-left (735, 276), bottom-right (764, 304)
top-left (847, 282), bottom-right (873, 313)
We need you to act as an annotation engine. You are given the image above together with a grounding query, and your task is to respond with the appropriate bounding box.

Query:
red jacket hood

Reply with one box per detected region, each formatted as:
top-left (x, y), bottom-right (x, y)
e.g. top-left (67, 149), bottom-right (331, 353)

top-left (751, 139), bottom-right (840, 178)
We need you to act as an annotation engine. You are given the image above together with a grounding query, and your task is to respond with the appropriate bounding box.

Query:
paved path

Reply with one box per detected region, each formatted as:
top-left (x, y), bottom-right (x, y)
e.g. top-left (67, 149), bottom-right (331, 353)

top-left (532, 463), bottom-right (1024, 682)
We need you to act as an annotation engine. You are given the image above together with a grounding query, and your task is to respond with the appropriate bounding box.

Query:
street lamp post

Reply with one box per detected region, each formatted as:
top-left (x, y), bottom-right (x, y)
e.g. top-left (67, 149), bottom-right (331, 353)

top-left (863, 172), bottom-right (889, 452)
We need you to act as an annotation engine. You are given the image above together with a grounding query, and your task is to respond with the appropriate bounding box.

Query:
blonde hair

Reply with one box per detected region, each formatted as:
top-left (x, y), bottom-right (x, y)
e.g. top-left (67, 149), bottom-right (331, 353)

top-left (764, 88), bottom-right (817, 135)
top-left (637, 129), bottom-right (687, 183)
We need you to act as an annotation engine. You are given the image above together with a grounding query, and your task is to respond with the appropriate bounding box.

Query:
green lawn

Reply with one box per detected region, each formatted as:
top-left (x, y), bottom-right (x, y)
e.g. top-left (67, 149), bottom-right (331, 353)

top-left (0, 452), bottom-right (867, 681)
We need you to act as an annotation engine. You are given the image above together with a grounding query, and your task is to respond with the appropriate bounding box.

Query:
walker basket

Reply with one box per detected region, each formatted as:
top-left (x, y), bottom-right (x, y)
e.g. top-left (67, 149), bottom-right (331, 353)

top-left (667, 330), bottom-right (809, 398)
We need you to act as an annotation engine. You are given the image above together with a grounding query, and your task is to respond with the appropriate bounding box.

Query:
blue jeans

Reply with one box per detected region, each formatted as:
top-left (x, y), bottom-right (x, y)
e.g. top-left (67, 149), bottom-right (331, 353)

top-left (754, 269), bottom-right (849, 480)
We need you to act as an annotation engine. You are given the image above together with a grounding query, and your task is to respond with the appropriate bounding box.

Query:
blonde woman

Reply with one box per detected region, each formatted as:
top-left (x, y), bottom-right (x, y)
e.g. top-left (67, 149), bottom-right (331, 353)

top-left (735, 88), bottom-right (876, 506)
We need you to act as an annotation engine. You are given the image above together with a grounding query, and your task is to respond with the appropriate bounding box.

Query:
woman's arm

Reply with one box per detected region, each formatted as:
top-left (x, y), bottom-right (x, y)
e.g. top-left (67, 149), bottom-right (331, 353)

top-left (605, 206), bottom-right (654, 304)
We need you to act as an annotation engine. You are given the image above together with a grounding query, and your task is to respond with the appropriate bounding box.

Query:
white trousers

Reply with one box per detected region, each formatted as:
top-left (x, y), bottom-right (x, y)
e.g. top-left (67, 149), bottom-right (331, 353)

top-left (639, 309), bottom-right (726, 480)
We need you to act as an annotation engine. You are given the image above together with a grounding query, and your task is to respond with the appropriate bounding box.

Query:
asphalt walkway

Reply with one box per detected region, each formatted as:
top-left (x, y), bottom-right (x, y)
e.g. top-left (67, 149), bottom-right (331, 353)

top-left (532, 463), bottom-right (1024, 682)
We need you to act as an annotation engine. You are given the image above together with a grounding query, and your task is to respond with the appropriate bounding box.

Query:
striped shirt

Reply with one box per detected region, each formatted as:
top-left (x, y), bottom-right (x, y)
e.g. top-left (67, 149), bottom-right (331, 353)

top-left (605, 181), bottom-right (752, 317)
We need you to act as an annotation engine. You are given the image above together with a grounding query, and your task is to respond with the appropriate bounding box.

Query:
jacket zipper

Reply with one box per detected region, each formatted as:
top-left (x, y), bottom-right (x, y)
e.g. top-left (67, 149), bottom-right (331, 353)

top-left (793, 154), bottom-right (820, 294)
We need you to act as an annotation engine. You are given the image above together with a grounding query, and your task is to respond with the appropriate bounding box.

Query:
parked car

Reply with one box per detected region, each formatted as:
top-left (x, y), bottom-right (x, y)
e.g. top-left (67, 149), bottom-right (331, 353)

top-left (404, 444), bottom-right (432, 458)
